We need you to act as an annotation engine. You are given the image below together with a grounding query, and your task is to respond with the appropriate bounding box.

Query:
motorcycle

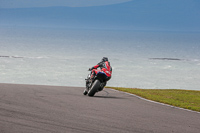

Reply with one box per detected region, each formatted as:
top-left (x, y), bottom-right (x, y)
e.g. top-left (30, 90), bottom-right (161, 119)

top-left (83, 70), bottom-right (107, 97)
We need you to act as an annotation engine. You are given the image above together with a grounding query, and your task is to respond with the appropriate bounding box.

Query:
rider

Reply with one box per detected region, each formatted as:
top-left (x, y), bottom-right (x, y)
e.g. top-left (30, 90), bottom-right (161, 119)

top-left (85, 57), bottom-right (112, 94)
top-left (89, 57), bottom-right (112, 81)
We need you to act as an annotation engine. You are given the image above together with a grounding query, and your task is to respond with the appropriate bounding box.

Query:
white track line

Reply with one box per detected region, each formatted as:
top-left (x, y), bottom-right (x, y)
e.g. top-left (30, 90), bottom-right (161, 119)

top-left (109, 88), bottom-right (200, 114)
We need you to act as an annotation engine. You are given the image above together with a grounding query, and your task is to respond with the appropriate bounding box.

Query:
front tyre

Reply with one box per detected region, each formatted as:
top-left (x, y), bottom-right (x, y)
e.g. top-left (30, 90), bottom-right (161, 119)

top-left (83, 89), bottom-right (88, 95)
top-left (88, 80), bottom-right (100, 97)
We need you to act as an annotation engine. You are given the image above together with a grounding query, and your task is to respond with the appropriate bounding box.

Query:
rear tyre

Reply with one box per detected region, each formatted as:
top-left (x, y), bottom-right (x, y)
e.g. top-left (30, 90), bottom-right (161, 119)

top-left (88, 80), bottom-right (100, 97)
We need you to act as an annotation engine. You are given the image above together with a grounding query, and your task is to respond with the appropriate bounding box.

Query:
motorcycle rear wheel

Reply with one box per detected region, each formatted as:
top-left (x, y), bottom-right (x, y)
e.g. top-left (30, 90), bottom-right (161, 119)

top-left (88, 80), bottom-right (100, 97)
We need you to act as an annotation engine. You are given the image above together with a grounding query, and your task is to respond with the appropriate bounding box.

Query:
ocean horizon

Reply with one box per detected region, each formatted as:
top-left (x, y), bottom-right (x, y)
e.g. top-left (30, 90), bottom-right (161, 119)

top-left (0, 26), bottom-right (200, 90)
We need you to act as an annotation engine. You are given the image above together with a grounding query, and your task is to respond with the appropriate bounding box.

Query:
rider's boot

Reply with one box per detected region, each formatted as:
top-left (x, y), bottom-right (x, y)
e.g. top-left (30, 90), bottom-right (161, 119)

top-left (99, 82), bottom-right (107, 91)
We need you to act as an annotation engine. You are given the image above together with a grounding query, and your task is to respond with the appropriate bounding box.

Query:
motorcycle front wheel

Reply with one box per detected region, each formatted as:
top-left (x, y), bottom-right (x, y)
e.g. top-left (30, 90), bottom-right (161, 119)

top-left (88, 80), bottom-right (100, 97)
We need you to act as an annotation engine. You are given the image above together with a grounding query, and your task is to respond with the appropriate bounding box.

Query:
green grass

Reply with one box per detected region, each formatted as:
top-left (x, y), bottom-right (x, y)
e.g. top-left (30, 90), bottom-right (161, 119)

top-left (107, 87), bottom-right (200, 112)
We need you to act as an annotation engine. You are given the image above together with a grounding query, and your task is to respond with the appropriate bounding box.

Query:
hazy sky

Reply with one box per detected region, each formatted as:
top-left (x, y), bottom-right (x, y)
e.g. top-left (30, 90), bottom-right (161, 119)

top-left (0, 0), bottom-right (132, 8)
top-left (0, 0), bottom-right (200, 31)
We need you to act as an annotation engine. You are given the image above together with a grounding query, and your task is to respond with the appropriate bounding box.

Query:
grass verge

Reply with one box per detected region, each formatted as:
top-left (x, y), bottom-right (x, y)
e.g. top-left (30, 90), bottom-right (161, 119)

top-left (107, 87), bottom-right (200, 112)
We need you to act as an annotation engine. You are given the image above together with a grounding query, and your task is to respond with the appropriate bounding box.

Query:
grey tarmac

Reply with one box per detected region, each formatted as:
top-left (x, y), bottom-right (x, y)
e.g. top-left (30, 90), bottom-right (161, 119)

top-left (0, 83), bottom-right (199, 133)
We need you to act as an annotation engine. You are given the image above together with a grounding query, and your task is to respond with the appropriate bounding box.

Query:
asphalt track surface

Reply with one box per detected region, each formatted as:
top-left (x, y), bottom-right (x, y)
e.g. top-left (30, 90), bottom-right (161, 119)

top-left (0, 83), bottom-right (199, 133)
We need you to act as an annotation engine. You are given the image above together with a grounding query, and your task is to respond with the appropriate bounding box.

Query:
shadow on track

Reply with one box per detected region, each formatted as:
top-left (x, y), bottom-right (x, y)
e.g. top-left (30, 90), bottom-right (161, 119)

top-left (90, 90), bottom-right (126, 99)
top-left (93, 95), bottom-right (126, 99)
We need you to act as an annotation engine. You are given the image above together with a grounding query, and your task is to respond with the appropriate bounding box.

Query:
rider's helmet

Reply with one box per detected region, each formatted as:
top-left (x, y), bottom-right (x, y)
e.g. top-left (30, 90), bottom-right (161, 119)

top-left (102, 57), bottom-right (108, 62)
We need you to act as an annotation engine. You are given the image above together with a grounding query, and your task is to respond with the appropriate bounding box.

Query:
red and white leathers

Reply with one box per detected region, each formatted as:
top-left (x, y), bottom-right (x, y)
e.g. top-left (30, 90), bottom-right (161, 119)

top-left (90, 61), bottom-right (112, 80)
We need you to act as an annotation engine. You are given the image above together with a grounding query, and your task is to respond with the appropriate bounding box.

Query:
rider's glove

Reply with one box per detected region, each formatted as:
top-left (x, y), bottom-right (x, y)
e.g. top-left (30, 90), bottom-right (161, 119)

top-left (88, 67), bottom-right (94, 71)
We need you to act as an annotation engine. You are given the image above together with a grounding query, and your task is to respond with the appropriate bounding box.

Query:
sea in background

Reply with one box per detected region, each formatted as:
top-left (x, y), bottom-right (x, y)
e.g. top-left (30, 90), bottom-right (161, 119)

top-left (0, 26), bottom-right (200, 90)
